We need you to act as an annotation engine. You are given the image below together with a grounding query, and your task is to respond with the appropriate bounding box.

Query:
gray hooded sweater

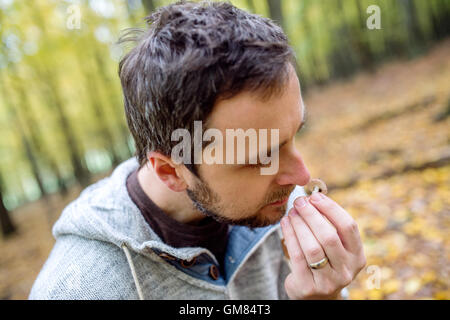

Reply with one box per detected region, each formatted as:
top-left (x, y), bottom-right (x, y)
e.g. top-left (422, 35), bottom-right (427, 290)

top-left (28, 157), bottom-right (309, 300)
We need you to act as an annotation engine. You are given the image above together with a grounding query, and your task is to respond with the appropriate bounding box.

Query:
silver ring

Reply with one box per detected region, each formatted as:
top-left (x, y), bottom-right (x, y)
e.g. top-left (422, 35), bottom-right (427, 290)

top-left (309, 257), bottom-right (328, 270)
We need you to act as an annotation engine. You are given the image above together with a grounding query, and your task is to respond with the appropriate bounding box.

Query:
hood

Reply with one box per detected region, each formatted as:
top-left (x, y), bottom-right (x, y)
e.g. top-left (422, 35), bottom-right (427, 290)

top-left (52, 157), bottom-right (218, 262)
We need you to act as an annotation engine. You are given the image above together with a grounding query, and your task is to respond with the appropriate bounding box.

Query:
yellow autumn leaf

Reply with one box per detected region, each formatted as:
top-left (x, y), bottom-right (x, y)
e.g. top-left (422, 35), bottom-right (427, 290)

top-left (349, 288), bottom-right (366, 300)
top-left (382, 279), bottom-right (401, 295)
top-left (404, 278), bottom-right (422, 296)
top-left (367, 289), bottom-right (384, 300)
top-left (421, 271), bottom-right (437, 284)
top-left (434, 291), bottom-right (450, 300)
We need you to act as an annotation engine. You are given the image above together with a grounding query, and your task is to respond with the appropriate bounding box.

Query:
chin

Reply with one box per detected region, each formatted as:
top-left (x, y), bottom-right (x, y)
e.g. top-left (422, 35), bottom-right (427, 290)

top-left (216, 203), bottom-right (288, 228)
top-left (265, 203), bottom-right (288, 218)
top-left (254, 204), bottom-right (288, 227)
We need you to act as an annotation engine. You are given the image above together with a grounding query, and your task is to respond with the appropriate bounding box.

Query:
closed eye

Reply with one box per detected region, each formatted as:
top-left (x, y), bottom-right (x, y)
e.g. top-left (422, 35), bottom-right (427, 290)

top-left (246, 162), bottom-right (272, 169)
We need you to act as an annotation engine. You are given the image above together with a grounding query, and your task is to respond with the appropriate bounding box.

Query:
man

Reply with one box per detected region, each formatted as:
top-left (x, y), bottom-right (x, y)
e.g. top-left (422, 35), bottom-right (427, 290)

top-left (29, 1), bottom-right (365, 300)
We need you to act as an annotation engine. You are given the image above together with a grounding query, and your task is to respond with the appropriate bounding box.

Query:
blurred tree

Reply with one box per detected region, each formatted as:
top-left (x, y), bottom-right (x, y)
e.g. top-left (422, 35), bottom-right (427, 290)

top-left (7, 69), bottom-right (68, 196)
top-left (245, 0), bottom-right (256, 13)
top-left (400, 0), bottom-right (424, 55)
top-left (1, 69), bottom-right (56, 226)
top-left (0, 172), bottom-right (16, 237)
top-left (142, 0), bottom-right (157, 14)
top-left (93, 49), bottom-right (133, 161)
top-left (328, 0), bottom-right (359, 79)
top-left (33, 64), bottom-right (91, 187)
top-left (430, 0), bottom-right (450, 40)
top-left (267, 0), bottom-right (301, 77)
top-left (74, 49), bottom-right (122, 168)
top-left (0, 71), bottom-right (46, 201)
top-left (28, 3), bottom-right (91, 187)
top-left (298, 0), bottom-right (323, 85)
top-left (267, 0), bottom-right (284, 30)
top-left (352, 0), bottom-right (375, 71)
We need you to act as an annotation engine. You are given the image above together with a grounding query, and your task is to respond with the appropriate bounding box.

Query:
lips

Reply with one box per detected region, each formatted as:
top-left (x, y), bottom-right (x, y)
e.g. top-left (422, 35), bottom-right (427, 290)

top-left (268, 197), bottom-right (289, 206)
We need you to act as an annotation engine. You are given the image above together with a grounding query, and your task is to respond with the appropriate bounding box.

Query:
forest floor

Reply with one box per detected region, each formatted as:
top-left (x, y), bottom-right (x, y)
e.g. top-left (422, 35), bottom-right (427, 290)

top-left (1, 39), bottom-right (449, 300)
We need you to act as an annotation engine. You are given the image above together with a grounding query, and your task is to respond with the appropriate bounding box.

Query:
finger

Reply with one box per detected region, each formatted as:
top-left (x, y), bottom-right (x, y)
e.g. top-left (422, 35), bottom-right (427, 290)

top-left (288, 208), bottom-right (330, 272)
top-left (280, 213), bottom-right (313, 280)
top-left (308, 192), bottom-right (363, 254)
top-left (293, 196), bottom-right (347, 269)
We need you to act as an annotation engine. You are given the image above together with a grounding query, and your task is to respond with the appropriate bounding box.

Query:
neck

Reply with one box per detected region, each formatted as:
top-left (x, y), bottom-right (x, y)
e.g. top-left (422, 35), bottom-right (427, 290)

top-left (137, 165), bottom-right (205, 224)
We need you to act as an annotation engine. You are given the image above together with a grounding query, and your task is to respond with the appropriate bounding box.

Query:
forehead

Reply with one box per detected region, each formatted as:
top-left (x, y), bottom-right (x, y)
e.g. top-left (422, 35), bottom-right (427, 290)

top-left (207, 65), bottom-right (304, 134)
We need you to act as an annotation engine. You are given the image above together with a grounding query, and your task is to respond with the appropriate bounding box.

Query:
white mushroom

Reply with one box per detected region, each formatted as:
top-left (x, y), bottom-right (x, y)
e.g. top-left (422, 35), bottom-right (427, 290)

top-left (306, 178), bottom-right (328, 195)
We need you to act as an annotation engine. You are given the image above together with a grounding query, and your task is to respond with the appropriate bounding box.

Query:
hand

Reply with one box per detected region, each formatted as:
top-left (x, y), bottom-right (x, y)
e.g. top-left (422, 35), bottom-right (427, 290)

top-left (280, 192), bottom-right (366, 300)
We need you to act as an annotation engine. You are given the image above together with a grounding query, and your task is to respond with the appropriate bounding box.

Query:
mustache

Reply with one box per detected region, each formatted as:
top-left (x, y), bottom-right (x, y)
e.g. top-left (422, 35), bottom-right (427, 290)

top-left (265, 186), bottom-right (296, 205)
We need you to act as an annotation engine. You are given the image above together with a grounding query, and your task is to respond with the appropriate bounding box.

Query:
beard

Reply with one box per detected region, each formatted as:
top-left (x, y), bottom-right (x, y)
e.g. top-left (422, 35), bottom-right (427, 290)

top-left (186, 176), bottom-right (295, 228)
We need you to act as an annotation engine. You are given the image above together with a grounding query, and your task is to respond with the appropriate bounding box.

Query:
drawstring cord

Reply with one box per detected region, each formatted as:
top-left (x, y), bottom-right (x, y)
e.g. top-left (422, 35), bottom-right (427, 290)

top-left (121, 243), bottom-right (144, 300)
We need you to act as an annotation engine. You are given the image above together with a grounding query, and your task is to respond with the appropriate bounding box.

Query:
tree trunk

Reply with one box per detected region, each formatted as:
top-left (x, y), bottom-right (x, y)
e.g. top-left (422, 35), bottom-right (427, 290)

top-left (299, 0), bottom-right (321, 86)
top-left (266, 0), bottom-right (301, 78)
top-left (0, 173), bottom-right (16, 237)
top-left (328, 0), bottom-right (358, 79)
top-left (429, 0), bottom-right (450, 41)
top-left (29, 1), bottom-right (91, 187)
top-left (9, 71), bottom-right (68, 196)
top-left (75, 51), bottom-right (121, 168)
top-left (352, 0), bottom-right (375, 71)
top-left (1, 70), bottom-right (58, 226)
top-left (41, 66), bottom-right (91, 187)
top-left (400, 0), bottom-right (424, 55)
top-left (93, 48), bottom-right (133, 161)
top-left (0, 73), bottom-right (47, 200)
top-left (245, 0), bottom-right (256, 13)
top-left (267, 0), bottom-right (284, 29)
top-left (142, 0), bottom-right (156, 14)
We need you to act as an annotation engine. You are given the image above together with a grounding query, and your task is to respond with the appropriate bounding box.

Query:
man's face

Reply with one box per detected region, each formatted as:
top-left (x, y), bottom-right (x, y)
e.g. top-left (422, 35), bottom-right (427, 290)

top-left (184, 64), bottom-right (311, 228)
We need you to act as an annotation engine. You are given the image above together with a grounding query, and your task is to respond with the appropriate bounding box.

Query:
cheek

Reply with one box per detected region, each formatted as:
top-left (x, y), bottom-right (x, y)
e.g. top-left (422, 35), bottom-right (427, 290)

top-left (199, 165), bottom-right (274, 212)
top-left (217, 172), bottom-right (273, 211)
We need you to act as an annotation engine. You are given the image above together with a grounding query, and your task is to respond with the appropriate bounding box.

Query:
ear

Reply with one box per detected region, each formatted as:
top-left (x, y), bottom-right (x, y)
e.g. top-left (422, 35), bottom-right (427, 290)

top-left (147, 151), bottom-right (188, 192)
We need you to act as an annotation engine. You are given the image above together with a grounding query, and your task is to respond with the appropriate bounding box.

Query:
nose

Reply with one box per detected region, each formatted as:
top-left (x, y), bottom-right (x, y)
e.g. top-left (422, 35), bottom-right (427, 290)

top-left (275, 148), bottom-right (311, 187)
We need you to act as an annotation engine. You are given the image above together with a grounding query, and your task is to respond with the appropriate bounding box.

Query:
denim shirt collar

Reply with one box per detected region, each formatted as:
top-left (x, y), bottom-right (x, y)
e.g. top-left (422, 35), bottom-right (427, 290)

top-left (149, 223), bottom-right (280, 285)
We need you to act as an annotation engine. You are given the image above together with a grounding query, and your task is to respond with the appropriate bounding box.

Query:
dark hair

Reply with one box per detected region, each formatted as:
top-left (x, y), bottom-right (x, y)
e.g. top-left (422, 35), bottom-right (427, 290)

top-left (119, 0), bottom-right (296, 174)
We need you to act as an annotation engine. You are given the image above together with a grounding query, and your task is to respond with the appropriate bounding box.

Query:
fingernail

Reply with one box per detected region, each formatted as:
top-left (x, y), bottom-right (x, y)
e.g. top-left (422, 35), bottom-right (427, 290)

top-left (288, 208), bottom-right (299, 217)
top-left (294, 197), bottom-right (307, 208)
top-left (310, 192), bottom-right (324, 202)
